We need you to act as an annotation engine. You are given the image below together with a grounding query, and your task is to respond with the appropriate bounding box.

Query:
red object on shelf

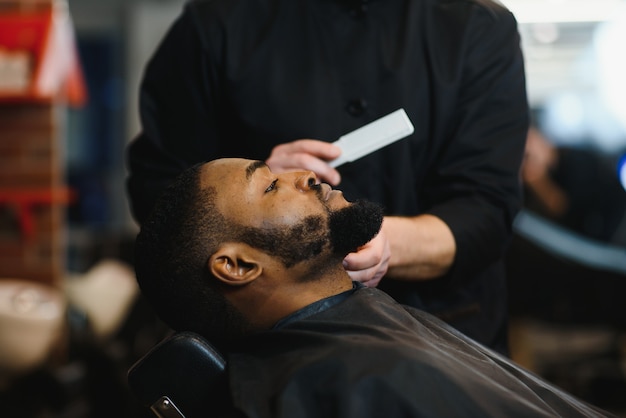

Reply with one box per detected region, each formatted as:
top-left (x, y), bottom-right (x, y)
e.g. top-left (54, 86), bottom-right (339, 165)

top-left (0, 2), bottom-right (87, 106)
top-left (0, 187), bottom-right (76, 239)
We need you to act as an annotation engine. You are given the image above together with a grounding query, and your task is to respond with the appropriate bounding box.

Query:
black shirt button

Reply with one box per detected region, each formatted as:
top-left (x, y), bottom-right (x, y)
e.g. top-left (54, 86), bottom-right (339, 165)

top-left (346, 99), bottom-right (368, 117)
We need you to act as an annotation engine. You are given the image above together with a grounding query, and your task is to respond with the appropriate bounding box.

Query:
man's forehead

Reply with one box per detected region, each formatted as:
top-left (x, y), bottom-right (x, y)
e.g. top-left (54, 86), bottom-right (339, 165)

top-left (199, 158), bottom-right (263, 213)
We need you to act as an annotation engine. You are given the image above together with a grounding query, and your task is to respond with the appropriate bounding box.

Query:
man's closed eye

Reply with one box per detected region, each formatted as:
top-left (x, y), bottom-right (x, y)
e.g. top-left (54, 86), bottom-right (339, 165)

top-left (265, 179), bottom-right (278, 193)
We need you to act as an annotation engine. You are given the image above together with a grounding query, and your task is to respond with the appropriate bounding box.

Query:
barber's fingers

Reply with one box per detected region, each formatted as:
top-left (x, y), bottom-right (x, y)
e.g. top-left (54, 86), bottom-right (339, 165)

top-left (269, 139), bottom-right (341, 160)
top-left (266, 139), bottom-right (342, 185)
top-left (346, 265), bottom-right (386, 288)
top-left (344, 231), bottom-right (390, 288)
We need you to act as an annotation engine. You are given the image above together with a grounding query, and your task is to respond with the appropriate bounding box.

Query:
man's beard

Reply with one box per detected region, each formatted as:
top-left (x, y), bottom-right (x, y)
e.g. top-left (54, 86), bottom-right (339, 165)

top-left (328, 199), bottom-right (384, 256)
top-left (237, 199), bottom-right (383, 267)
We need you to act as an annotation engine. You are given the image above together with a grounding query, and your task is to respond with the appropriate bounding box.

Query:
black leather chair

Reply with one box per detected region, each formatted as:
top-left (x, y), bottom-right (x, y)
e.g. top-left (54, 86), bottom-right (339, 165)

top-left (127, 331), bottom-right (233, 418)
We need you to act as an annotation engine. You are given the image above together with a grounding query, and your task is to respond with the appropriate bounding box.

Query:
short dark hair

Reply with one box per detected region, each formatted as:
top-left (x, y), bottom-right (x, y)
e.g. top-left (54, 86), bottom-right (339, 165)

top-left (134, 164), bottom-right (248, 347)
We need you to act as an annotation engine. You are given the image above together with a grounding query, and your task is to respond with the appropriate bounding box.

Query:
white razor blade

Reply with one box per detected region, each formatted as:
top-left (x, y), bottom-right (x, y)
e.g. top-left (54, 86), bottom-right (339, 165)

top-left (329, 108), bottom-right (414, 168)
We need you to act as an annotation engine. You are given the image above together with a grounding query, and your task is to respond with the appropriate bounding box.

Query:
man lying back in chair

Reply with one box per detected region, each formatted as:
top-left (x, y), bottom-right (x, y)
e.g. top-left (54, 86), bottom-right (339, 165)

top-left (134, 158), bottom-right (613, 418)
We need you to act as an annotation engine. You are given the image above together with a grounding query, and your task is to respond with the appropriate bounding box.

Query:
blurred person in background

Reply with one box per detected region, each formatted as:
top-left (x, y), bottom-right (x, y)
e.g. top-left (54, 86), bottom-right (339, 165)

top-left (522, 125), bottom-right (626, 245)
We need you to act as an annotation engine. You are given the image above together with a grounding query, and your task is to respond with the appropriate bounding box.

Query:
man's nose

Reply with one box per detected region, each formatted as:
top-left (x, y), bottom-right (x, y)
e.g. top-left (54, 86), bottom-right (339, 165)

top-left (295, 171), bottom-right (318, 191)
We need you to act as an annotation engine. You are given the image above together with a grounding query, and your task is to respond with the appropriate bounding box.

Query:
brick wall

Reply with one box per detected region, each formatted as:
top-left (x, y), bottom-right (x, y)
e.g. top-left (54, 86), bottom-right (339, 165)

top-left (0, 103), bottom-right (66, 286)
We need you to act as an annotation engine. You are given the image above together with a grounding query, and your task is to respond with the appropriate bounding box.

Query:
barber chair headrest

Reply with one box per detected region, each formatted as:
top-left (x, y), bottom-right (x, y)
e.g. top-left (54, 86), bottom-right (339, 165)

top-left (127, 331), bottom-right (232, 418)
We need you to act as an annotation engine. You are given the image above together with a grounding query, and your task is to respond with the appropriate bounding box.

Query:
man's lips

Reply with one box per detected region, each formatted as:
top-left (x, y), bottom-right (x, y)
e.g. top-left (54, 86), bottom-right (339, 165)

top-left (320, 183), bottom-right (343, 202)
top-left (320, 183), bottom-right (332, 201)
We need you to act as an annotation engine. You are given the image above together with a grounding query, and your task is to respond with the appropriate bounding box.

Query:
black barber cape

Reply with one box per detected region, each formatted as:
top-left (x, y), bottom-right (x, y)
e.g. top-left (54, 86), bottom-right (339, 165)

top-left (227, 286), bottom-right (613, 418)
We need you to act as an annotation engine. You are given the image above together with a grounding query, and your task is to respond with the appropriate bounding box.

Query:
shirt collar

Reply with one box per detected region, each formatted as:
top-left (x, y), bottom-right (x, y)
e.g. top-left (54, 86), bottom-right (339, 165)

top-left (273, 281), bottom-right (364, 329)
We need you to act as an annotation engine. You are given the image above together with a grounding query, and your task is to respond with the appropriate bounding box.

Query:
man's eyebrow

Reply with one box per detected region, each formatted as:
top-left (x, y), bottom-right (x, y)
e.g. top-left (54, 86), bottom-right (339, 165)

top-left (245, 160), bottom-right (268, 180)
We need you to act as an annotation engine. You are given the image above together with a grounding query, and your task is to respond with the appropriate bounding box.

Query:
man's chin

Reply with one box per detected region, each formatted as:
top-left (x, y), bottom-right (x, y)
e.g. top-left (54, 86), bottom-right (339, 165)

top-left (329, 199), bottom-right (384, 255)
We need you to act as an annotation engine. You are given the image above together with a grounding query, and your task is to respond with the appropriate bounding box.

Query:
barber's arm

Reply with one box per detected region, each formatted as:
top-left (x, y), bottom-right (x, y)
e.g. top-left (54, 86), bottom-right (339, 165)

top-left (381, 215), bottom-right (455, 280)
top-left (344, 6), bottom-right (529, 286)
top-left (342, 214), bottom-right (455, 285)
top-left (394, 6), bottom-right (528, 284)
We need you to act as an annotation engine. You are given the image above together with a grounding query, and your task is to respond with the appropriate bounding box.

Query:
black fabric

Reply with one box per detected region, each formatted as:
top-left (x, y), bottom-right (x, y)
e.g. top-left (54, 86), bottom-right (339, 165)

top-left (226, 287), bottom-right (614, 418)
top-left (126, 0), bottom-right (529, 349)
top-left (273, 281), bottom-right (361, 328)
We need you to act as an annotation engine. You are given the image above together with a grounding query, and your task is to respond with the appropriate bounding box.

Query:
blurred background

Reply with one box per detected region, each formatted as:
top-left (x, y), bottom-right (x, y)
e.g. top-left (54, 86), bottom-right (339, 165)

top-left (0, 0), bottom-right (625, 416)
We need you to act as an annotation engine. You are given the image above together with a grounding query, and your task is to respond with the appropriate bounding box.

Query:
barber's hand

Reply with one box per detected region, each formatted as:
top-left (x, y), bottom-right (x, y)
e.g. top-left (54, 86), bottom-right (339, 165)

top-left (343, 228), bottom-right (390, 288)
top-left (266, 139), bottom-right (342, 185)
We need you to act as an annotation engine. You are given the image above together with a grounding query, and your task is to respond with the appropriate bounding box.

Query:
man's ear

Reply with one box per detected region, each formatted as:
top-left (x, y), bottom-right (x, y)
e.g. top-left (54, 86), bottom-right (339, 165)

top-left (209, 243), bottom-right (263, 286)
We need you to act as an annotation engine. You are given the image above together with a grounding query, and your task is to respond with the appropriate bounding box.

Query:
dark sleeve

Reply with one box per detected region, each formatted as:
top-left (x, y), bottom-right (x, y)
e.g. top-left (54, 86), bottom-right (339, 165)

top-left (426, 3), bottom-right (529, 280)
top-left (126, 2), bottom-right (223, 224)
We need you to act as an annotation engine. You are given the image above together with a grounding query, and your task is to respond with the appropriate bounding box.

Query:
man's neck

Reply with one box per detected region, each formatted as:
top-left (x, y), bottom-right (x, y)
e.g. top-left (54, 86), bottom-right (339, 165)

top-left (273, 281), bottom-right (361, 329)
top-left (233, 263), bottom-right (353, 331)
